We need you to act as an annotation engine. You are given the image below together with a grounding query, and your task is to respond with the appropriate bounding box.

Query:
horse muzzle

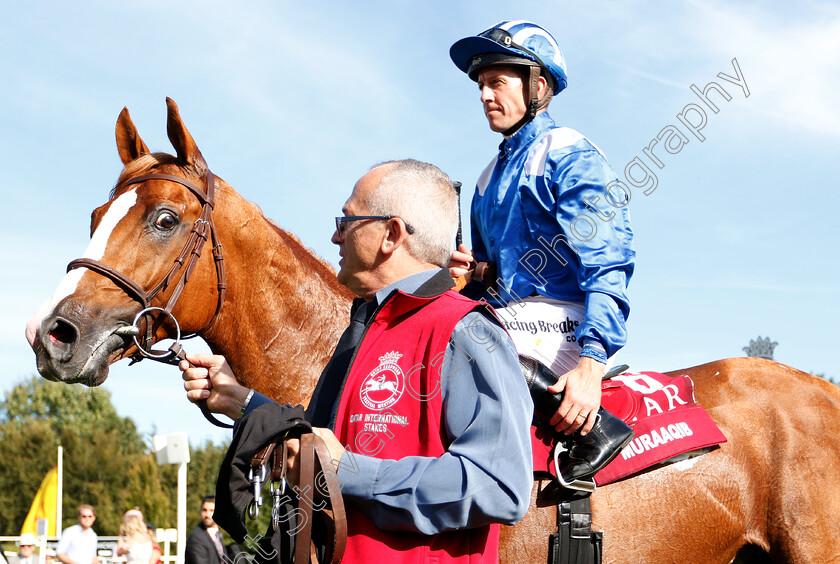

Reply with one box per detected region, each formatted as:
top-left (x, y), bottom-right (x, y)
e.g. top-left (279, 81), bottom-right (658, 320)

top-left (29, 303), bottom-right (134, 386)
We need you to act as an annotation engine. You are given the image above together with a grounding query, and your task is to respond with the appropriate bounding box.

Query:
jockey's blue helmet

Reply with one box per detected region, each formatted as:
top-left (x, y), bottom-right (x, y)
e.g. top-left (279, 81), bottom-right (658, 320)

top-left (449, 20), bottom-right (568, 95)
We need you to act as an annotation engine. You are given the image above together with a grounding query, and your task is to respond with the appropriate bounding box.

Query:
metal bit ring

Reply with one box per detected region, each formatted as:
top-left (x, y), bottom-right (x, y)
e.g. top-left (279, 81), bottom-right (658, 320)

top-left (131, 307), bottom-right (182, 360)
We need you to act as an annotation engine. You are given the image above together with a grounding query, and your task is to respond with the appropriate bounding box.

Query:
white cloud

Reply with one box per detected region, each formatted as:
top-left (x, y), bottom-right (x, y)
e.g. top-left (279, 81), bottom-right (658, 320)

top-left (683, 1), bottom-right (840, 137)
top-left (569, 1), bottom-right (840, 138)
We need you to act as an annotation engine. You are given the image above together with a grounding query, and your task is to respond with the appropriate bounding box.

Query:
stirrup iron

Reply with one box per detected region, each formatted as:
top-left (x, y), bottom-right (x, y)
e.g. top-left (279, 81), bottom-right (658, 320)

top-left (553, 442), bottom-right (596, 493)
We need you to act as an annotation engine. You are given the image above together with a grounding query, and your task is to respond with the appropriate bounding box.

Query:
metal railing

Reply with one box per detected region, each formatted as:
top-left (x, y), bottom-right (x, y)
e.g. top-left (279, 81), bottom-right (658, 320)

top-left (0, 529), bottom-right (181, 564)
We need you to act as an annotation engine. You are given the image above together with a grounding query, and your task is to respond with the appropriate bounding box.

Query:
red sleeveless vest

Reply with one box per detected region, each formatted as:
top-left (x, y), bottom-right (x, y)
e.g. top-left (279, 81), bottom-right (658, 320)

top-left (334, 288), bottom-right (500, 563)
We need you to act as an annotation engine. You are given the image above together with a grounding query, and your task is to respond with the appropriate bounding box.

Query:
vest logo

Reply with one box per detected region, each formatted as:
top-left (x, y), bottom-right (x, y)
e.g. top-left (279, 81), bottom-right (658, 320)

top-left (360, 351), bottom-right (405, 411)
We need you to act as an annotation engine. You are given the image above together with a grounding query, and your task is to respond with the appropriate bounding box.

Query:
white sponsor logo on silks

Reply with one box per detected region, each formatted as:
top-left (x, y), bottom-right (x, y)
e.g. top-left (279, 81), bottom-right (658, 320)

top-left (360, 351), bottom-right (406, 411)
top-left (611, 372), bottom-right (690, 417)
top-left (620, 422), bottom-right (695, 460)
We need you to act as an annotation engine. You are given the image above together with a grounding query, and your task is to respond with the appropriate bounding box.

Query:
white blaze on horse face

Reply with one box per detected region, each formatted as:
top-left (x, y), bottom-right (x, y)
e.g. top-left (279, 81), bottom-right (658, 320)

top-left (25, 189), bottom-right (139, 345)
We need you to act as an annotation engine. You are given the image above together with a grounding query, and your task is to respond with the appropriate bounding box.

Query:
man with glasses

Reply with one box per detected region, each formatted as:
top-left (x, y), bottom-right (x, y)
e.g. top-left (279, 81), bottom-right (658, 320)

top-left (181, 159), bottom-right (533, 563)
top-left (448, 21), bottom-right (635, 485)
top-left (7, 533), bottom-right (36, 564)
top-left (56, 506), bottom-right (99, 564)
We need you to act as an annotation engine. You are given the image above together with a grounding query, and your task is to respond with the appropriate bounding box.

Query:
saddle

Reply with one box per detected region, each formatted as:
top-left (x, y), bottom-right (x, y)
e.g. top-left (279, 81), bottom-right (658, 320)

top-left (214, 403), bottom-right (347, 564)
top-left (525, 363), bottom-right (727, 564)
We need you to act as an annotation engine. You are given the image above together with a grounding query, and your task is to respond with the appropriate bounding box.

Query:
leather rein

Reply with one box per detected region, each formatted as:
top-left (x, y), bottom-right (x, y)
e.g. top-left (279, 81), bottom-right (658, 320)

top-left (250, 432), bottom-right (347, 564)
top-left (67, 170), bottom-right (230, 427)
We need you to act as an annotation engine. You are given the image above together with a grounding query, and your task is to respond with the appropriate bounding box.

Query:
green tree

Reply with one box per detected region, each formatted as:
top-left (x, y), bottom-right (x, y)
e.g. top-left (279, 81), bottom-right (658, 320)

top-left (187, 440), bottom-right (228, 513)
top-left (0, 376), bottom-right (231, 540)
top-left (0, 417), bottom-right (56, 532)
top-left (123, 453), bottom-right (179, 530)
top-left (2, 377), bottom-right (143, 446)
top-left (0, 377), bottom-right (162, 534)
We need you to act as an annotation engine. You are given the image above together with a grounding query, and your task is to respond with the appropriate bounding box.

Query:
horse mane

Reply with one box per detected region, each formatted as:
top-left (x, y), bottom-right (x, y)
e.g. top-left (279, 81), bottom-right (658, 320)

top-left (111, 152), bottom-right (350, 298)
top-left (263, 212), bottom-right (353, 298)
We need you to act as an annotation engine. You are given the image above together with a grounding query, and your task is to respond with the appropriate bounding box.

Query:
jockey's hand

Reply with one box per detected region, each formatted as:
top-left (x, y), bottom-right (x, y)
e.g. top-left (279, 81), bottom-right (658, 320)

top-left (284, 428), bottom-right (345, 487)
top-left (448, 244), bottom-right (474, 282)
top-left (547, 356), bottom-right (605, 436)
top-left (179, 352), bottom-right (250, 420)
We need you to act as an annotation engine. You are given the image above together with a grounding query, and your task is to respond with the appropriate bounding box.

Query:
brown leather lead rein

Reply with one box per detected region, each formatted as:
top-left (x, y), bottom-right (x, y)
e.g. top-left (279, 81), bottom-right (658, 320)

top-left (250, 433), bottom-right (347, 564)
top-left (66, 170), bottom-right (229, 427)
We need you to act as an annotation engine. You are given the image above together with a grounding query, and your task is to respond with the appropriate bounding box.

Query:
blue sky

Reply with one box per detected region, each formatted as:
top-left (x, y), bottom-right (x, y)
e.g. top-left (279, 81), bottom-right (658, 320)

top-left (2, 1), bottom-right (838, 446)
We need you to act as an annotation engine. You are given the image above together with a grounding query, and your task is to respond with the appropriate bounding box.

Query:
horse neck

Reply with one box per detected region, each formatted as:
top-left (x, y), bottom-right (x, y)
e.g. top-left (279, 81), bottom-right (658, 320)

top-left (203, 187), bottom-right (352, 406)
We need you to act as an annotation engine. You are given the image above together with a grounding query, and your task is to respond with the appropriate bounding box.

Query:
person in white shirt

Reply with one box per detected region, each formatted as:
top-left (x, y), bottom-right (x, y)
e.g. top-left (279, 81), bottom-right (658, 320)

top-left (56, 505), bottom-right (99, 564)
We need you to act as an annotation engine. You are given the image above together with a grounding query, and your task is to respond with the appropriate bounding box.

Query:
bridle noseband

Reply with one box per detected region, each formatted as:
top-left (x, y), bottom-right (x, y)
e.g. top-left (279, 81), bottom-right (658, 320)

top-left (67, 170), bottom-right (230, 427)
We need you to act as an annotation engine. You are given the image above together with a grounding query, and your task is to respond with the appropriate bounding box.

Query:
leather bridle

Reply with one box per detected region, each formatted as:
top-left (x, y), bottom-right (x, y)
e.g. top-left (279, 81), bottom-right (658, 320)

top-left (66, 170), bottom-right (230, 426)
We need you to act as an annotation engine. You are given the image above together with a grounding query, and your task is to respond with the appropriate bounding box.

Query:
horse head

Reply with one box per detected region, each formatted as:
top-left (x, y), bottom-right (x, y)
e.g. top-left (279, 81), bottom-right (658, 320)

top-left (26, 98), bottom-right (226, 386)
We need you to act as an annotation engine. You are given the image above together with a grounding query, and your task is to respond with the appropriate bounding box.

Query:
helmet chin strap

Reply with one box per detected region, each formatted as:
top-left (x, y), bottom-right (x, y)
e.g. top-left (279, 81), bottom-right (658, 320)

top-left (502, 66), bottom-right (553, 137)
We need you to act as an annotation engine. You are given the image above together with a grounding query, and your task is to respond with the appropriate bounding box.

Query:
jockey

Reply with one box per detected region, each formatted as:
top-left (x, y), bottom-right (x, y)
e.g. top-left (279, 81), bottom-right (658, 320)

top-left (449, 20), bottom-right (635, 483)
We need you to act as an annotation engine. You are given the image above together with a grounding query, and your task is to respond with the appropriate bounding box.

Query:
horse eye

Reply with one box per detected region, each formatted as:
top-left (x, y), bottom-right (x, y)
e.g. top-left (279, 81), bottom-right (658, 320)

top-left (154, 211), bottom-right (178, 230)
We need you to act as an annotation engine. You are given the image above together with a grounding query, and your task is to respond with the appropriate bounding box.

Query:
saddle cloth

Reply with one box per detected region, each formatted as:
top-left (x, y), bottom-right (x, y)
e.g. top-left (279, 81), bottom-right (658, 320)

top-left (531, 371), bottom-right (727, 486)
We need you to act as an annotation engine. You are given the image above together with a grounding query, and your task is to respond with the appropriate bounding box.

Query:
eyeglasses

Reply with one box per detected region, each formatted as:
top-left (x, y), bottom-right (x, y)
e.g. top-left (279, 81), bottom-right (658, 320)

top-left (335, 216), bottom-right (415, 236)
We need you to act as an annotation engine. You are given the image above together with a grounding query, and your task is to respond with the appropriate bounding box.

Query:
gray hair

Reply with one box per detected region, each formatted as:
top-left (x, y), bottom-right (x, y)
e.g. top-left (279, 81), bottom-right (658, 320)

top-left (366, 159), bottom-right (458, 267)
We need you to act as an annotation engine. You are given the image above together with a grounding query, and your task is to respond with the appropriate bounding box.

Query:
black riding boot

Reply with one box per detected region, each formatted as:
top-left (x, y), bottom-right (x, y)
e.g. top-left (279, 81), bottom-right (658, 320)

top-left (519, 356), bottom-right (634, 483)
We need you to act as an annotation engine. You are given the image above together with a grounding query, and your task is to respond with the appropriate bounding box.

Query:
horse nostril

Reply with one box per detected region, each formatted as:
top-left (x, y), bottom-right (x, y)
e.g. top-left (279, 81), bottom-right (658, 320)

top-left (48, 318), bottom-right (78, 348)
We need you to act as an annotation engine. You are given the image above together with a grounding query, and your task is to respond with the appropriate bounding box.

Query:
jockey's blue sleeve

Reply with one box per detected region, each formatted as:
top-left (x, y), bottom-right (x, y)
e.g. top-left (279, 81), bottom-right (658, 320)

top-left (336, 310), bottom-right (534, 534)
top-left (465, 112), bottom-right (634, 359)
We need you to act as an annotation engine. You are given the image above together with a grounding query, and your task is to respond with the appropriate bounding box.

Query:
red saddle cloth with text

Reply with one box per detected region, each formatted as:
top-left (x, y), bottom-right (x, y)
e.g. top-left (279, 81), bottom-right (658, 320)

top-left (531, 371), bottom-right (727, 486)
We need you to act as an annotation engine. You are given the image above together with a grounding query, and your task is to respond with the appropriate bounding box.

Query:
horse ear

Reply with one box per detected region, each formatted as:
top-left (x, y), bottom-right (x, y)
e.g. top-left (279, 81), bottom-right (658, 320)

top-left (165, 97), bottom-right (207, 172)
top-left (115, 107), bottom-right (150, 165)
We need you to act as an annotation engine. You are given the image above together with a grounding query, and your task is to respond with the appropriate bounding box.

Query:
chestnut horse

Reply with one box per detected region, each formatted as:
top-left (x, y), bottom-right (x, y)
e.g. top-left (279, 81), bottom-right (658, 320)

top-left (27, 100), bottom-right (840, 563)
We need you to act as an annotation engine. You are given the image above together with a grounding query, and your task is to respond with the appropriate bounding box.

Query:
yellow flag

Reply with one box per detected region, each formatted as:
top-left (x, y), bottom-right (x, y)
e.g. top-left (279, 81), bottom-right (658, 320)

top-left (21, 466), bottom-right (58, 536)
